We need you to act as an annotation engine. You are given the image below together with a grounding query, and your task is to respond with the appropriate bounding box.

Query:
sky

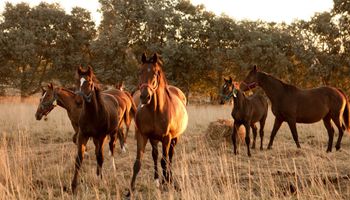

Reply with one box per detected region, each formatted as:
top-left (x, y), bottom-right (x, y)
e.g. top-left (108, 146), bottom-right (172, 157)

top-left (0, 0), bottom-right (334, 26)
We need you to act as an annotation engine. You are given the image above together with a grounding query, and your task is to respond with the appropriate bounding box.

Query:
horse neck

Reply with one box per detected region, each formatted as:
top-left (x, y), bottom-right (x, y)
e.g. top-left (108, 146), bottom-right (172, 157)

top-left (56, 89), bottom-right (77, 113)
top-left (82, 88), bottom-right (104, 116)
top-left (233, 90), bottom-right (245, 110)
top-left (257, 72), bottom-right (283, 104)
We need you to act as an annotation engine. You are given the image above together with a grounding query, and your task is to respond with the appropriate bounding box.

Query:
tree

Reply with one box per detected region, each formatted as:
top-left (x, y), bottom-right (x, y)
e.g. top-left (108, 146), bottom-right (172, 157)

top-left (0, 2), bottom-right (95, 97)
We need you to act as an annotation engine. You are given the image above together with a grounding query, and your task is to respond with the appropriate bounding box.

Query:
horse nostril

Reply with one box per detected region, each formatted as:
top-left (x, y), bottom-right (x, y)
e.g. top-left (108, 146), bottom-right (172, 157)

top-left (35, 113), bottom-right (42, 120)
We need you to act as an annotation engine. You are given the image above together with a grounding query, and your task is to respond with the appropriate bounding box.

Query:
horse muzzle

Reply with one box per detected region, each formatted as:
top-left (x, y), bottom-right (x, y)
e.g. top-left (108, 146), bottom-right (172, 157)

top-left (35, 112), bottom-right (43, 120)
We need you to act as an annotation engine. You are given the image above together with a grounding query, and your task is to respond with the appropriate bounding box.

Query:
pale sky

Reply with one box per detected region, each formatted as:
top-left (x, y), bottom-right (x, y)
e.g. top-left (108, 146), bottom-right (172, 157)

top-left (0, 0), bottom-right (334, 25)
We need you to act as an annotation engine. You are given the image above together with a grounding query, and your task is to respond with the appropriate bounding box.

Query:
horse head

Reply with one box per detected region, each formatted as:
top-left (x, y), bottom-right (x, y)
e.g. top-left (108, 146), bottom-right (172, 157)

top-left (220, 76), bottom-right (240, 104)
top-left (76, 65), bottom-right (98, 103)
top-left (138, 53), bottom-right (166, 105)
top-left (240, 65), bottom-right (259, 91)
top-left (35, 83), bottom-right (57, 120)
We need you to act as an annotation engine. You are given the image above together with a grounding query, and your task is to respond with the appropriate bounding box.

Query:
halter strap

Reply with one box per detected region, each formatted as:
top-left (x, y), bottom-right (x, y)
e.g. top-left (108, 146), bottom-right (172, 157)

top-left (241, 81), bottom-right (258, 91)
top-left (40, 92), bottom-right (58, 109)
top-left (75, 82), bottom-right (94, 103)
top-left (139, 80), bottom-right (158, 91)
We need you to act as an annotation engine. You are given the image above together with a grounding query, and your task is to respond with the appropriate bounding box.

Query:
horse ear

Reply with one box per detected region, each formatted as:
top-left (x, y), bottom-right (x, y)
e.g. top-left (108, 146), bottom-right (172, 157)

top-left (228, 76), bottom-right (233, 83)
top-left (48, 83), bottom-right (53, 89)
top-left (77, 65), bottom-right (83, 75)
top-left (141, 53), bottom-right (147, 63)
top-left (41, 86), bottom-right (46, 94)
top-left (223, 77), bottom-right (228, 82)
top-left (253, 65), bottom-right (258, 72)
top-left (152, 53), bottom-right (158, 63)
top-left (87, 65), bottom-right (93, 77)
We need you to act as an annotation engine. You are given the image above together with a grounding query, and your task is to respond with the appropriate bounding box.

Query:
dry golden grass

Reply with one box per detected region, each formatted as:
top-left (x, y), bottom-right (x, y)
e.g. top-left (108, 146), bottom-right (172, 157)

top-left (0, 101), bottom-right (350, 199)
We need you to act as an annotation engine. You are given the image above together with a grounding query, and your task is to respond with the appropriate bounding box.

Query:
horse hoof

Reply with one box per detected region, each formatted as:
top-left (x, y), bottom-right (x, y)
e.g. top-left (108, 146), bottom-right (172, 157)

top-left (335, 146), bottom-right (341, 151)
top-left (122, 146), bottom-right (127, 153)
top-left (124, 190), bottom-right (132, 200)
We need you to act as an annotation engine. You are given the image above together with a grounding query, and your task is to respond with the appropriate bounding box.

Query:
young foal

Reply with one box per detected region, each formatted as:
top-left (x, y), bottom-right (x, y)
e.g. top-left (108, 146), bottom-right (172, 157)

top-left (129, 53), bottom-right (188, 194)
top-left (220, 77), bottom-right (268, 156)
top-left (241, 65), bottom-right (350, 152)
top-left (71, 66), bottom-right (120, 194)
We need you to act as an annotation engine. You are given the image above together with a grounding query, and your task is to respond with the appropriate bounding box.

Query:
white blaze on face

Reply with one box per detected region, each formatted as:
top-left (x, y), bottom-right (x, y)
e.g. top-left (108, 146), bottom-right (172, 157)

top-left (80, 77), bottom-right (86, 87)
top-left (41, 92), bottom-right (47, 102)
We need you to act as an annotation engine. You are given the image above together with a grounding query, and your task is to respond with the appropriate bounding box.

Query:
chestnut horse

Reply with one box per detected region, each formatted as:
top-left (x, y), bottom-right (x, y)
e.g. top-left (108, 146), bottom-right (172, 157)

top-left (240, 65), bottom-right (350, 152)
top-left (220, 77), bottom-right (268, 156)
top-left (71, 66), bottom-right (121, 194)
top-left (128, 53), bottom-right (188, 195)
top-left (35, 83), bottom-right (135, 152)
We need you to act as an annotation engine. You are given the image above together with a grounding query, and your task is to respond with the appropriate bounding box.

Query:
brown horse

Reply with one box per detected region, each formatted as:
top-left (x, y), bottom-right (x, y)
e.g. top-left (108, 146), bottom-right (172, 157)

top-left (220, 76), bottom-right (268, 156)
top-left (71, 66), bottom-right (121, 194)
top-left (128, 53), bottom-right (188, 195)
top-left (35, 83), bottom-right (135, 152)
top-left (240, 65), bottom-right (350, 152)
top-left (114, 84), bottom-right (137, 147)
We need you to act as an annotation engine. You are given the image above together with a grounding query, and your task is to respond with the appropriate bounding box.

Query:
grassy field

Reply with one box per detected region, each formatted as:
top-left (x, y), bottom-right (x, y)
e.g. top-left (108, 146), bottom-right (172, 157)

top-left (0, 99), bottom-right (349, 199)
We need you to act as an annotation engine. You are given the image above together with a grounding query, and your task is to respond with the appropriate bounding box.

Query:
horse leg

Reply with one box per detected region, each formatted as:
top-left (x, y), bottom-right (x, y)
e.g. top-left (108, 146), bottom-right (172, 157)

top-left (251, 124), bottom-right (258, 149)
top-left (129, 131), bottom-right (148, 193)
top-left (259, 116), bottom-right (266, 150)
top-left (232, 121), bottom-right (239, 155)
top-left (267, 117), bottom-right (283, 149)
top-left (94, 136), bottom-right (106, 178)
top-left (287, 120), bottom-right (301, 148)
top-left (168, 138), bottom-right (178, 182)
top-left (116, 118), bottom-right (126, 153)
top-left (71, 132), bottom-right (89, 194)
top-left (244, 122), bottom-right (251, 157)
top-left (332, 117), bottom-right (343, 151)
top-left (323, 116), bottom-right (334, 152)
top-left (124, 109), bottom-right (132, 148)
top-left (161, 135), bottom-right (171, 183)
top-left (150, 139), bottom-right (160, 187)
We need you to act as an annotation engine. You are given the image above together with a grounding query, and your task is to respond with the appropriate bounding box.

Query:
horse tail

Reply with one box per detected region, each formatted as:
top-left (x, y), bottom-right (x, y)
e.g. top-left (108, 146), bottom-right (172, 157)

top-left (337, 88), bottom-right (350, 134)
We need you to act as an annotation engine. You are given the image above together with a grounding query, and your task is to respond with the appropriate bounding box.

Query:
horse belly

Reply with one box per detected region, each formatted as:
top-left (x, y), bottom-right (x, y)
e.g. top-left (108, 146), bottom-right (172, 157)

top-left (169, 106), bottom-right (188, 137)
top-left (296, 106), bottom-right (328, 123)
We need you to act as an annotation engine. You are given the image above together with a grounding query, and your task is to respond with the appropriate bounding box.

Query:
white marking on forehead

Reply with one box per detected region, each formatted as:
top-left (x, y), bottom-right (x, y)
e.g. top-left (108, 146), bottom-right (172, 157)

top-left (80, 77), bottom-right (86, 86)
top-left (41, 92), bottom-right (47, 100)
top-left (148, 67), bottom-right (151, 72)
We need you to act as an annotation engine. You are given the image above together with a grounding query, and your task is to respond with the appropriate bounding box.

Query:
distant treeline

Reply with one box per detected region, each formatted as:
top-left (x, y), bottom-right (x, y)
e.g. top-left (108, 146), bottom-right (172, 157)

top-left (0, 0), bottom-right (349, 99)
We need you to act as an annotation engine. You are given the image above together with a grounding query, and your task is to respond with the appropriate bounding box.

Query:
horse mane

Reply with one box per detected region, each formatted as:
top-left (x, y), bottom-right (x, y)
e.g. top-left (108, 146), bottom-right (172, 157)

top-left (261, 71), bottom-right (298, 91)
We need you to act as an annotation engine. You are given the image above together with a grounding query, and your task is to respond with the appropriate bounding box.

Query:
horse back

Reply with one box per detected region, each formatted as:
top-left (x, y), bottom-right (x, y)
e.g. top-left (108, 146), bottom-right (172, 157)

top-left (248, 94), bottom-right (268, 122)
top-left (293, 86), bottom-right (344, 123)
top-left (168, 86), bottom-right (187, 106)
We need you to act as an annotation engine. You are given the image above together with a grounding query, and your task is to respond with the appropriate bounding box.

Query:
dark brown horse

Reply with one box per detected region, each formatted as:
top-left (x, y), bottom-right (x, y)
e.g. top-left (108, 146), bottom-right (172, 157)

top-left (128, 53), bottom-right (188, 195)
top-left (71, 66), bottom-right (121, 194)
top-left (240, 65), bottom-right (350, 152)
top-left (35, 83), bottom-right (135, 152)
top-left (220, 76), bottom-right (268, 156)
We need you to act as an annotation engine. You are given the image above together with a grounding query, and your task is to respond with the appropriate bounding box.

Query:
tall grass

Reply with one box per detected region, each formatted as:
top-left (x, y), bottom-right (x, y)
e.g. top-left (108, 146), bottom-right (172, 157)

top-left (0, 101), bottom-right (349, 199)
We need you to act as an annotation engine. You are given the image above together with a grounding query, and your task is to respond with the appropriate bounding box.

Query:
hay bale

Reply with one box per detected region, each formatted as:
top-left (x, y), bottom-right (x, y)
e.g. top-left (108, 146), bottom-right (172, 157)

top-left (206, 119), bottom-right (245, 147)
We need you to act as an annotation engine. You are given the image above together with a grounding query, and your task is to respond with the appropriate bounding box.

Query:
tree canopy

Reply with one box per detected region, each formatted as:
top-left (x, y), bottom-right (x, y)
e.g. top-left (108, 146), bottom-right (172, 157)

top-left (0, 0), bottom-right (349, 100)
